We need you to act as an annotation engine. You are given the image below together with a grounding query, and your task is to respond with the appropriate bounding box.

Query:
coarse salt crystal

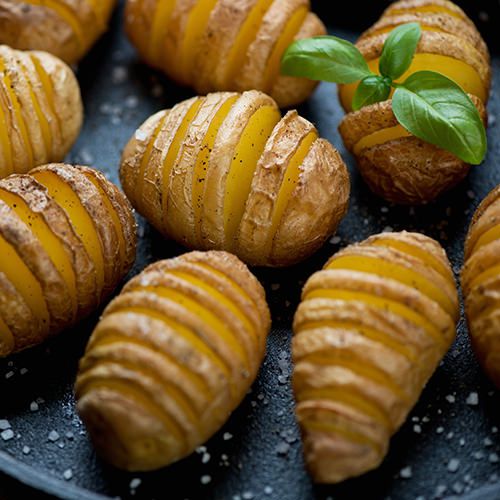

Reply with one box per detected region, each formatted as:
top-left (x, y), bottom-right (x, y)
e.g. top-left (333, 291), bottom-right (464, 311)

top-left (63, 469), bottom-right (73, 480)
top-left (466, 392), bottom-right (479, 406)
top-left (48, 430), bottom-right (60, 442)
top-left (400, 466), bottom-right (412, 479)
top-left (0, 420), bottom-right (10, 430)
top-left (447, 458), bottom-right (460, 472)
top-left (200, 475), bottom-right (211, 485)
top-left (223, 432), bottom-right (233, 441)
top-left (1, 429), bottom-right (14, 441)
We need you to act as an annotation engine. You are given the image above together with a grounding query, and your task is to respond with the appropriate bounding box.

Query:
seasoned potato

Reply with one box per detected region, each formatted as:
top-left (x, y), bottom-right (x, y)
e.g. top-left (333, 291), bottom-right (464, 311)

top-left (124, 0), bottom-right (325, 108)
top-left (339, 97), bottom-right (487, 205)
top-left (338, 0), bottom-right (491, 112)
top-left (0, 45), bottom-right (83, 180)
top-left (336, 0), bottom-right (491, 205)
top-left (462, 186), bottom-right (500, 388)
top-left (76, 250), bottom-right (270, 471)
top-left (0, 0), bottom-right (117, 64)
top-left (293, 231), bottom-right (459, 483)
top-left (0, 163), bottom-right (137, 357)
top-left (121, 90), bottom-right (350, 267)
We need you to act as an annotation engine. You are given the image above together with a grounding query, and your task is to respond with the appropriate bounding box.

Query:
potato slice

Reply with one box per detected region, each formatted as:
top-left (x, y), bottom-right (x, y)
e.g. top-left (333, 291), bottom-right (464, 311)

top-left (76, 250), bottom-right (270, 471)
top-left (293, 231), bottom-right (458, 483)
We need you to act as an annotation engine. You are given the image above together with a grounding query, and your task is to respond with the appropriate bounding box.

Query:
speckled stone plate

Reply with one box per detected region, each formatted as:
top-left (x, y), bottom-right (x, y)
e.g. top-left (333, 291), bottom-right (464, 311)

top-left (0, 1), bottom-right (499, 499)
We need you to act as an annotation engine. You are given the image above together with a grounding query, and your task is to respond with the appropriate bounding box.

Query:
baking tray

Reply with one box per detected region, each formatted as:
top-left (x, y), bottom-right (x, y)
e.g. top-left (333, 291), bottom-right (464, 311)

top-left (0, 1), bottom-right (499, 499)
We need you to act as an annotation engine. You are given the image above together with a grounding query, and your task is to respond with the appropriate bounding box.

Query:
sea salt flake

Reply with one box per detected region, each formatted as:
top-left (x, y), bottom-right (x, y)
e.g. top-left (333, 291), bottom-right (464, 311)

top-left (489, 453), bottom-right (499, 464)
top-left (63, 469), bottom-right (73, 480)
top-left (200, 475), bottom-right (211, 485)
top-left (264, 486), bottom-right (273, 495)
top-left (413, 424), bottom-right (422, 434)
top-left (400, 466), bottom-right (412, 479)
top-left (0, 419), bottom-right (10, 430)
top-left (445, 394), bottom-right (455, 403)
top-left (30, 402), bottom-right (39, 412)
top-left (1, 429), bottom-right (14, 441)
top-left (130, 478), bottom-right (141, 490)
top-left (48, 430), bottom-right (60, 442)
top-left (466, 392), bottom-right (479, 406)
top-left (223, 432), bottom-right (233, 441)
top-left (447, 458), bottom-right (460, 472)
top-left (22, 446), bottom-right (30, 455)
top-left (201, 452), bottom-right (211, 464)
top-left (5, 371), bottom-right (14, 379)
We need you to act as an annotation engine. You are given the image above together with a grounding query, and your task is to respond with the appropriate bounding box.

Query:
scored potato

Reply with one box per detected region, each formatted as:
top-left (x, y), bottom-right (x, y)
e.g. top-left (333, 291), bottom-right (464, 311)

top-left (338, 0), bottom-right (491, 112)
top-left (462, 186), bottom-right (500, 388)
top-left (0, 45), bottom-right (83, 180)
top-left (0, 0), bottom-right (118, 64)
top-left (338, 97), bottom-right (487, 205)
top-left (121, 90), bottom-right (350, 267)
top-left (0, 164), bottom-right (137, 357)
top-left (124, 0), bottom-right (325, 108)
top-left (292, 231), bottom-right (459, 483)
top-left (76, 250), bottom-right (271, 471)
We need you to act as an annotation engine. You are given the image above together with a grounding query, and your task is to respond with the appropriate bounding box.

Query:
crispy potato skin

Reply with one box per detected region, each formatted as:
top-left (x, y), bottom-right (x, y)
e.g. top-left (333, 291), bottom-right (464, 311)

top-left (462, 186), bottom-right (500, 388)
top-left (0, 45), bottom-right (83, 179)
top-left (293, 231), bottom-right (459, 483)
top-left (124, 0), bottom-right (325, 108)
top-left (75, 250), bottom-right (271, 471)
top-left (121, 90), bottom-right (350, 267)
top-left (0, 164), bottom-right (137, 357)
top-left (0, 0), bottom-right (117, 64)
top-left (336, 0), bottom-right (491, 205)
top-left (339, 97), bottom-right (487, 205)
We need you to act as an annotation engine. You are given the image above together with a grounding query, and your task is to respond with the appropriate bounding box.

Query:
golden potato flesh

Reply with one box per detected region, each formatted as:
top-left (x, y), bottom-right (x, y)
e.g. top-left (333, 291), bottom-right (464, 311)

top-left (293, 231), bottom-right (459, 483)
top-left (124, 0), bottom-right (325, 108)
top-left (0, 45), bottom-right (83, 179)
top-left (0, 0), bottom-right (118, 64)
top-left (338, 96), bottom-right (486, 205)
top-left (121, 90), bottom-right (350, 267)
top-left (0, 164), bottom-right (137, 357)
top-left (462, 186), bottom-right (500, 388)
top-left (76, 250), bottom-right (271, 471)
top-left (338, 0), bottom-right (491, 112)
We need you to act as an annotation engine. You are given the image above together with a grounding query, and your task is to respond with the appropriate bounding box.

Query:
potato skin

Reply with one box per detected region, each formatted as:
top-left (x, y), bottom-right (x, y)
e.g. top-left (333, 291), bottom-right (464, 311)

top-left (0, 164), bottom-right (137, 357)
top-left (124, 0), bottom-right (325, 108)
top-left (121, 90), bottom-right (350, 267)
top-left (293, 231), bottom-right (458, 483)
top-left (76, 250), bottom-right (270, 471)
top-left (0, 45), bottom-right (83, 179)
top-left (462, 186), bottom-right (500, 388)
top-left (0, 0), bottom-right (117, 64)
top-left (339, 97), bottom-right (486, 205)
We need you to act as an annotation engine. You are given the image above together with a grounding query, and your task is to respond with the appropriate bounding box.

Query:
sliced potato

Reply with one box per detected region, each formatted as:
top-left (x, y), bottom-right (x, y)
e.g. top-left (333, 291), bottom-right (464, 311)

top-left (0, 163), bottom-right (137, 357)
top-left (462, 186), bottom-right (500, 387)
top-left (76, 250), bottom-right (270, 471)
top-left (293, 231), bottom-right (458, 483)
top-left (124, 0), bottom-right (326, 108)
top-left (0, 0), bottom-right (117, 64)
top-left (121, 90), bottom-right (350, 267)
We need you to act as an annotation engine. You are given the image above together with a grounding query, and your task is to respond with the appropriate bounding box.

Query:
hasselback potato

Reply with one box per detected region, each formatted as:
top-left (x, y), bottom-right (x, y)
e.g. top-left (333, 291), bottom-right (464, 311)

top-left (462, 186), bottom-right (500, 388)
top-left (121, 90), bottom-right (350, 267)
top-left (0, 163), bottom-right (136, 357)
top-left (0, 45), bottom-right (82, 180)
top-left (0, 0), bottom-right (118, 64)
top-left (124, 0), bottom-right (326, 108)
top-left (293, 231), bottom-right (459, 483)
top-left (76, 250), bottom-right (270, 471)
top-left (337, 0), bottom-right (490, 205)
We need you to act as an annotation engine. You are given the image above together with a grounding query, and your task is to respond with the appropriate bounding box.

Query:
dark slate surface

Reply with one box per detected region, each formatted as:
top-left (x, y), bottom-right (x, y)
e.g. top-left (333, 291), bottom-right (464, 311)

top-left (1, 1), bottom-right (500, 499)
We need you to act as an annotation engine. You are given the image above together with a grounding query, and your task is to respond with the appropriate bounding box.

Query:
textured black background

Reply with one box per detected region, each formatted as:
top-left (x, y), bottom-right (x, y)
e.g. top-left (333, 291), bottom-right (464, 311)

top-left (0, 1), bottom-right (499, 499)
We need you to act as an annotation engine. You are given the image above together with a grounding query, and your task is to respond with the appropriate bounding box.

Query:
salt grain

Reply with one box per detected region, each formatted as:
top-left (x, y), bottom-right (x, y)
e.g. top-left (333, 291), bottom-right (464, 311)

top-left (445, 394), bottom-right (455, 403)
top-left (48, 430), bottom-right (60, 442)
top-left (5, 371), bottom-right (14, 379)
top-left (0, 419), bottom-right (10, 430)
top-left (447, 458), bottom-right (460, 472)
top-left (489, 453), bottom-right (499, 464)
top-left (466, 392), bottom-right (479, 406)
top-left (63, 469), bottom-right (73, 480)
top-left (135, 129), bottom-right (148, 142)
top-left (223, 432), bottom-right (233, 441)
top-left (129, 478), bottom-right (141, 490)
top-left (330, 236), bottom-right (341, 245)
top-left (400, 466), bottom-right (412, 479)
top-left (264, 486), bottom-right (273, 495)
top-left (1, 429), bottom-right (14, 441)
top-left (484, 437), bottom-right (493, 447)
top-left (242, 493), bottom-right (254, 500)
top-left (22, 446), bottom-right (30, 455)
top-left (413, 424), bottom-right (422, 434)
top-left (200, 475), bottom-right (211, 485)
top-left (30, 402), bottom-right (39, 412)
top-left (201, 452), bottom-right (211, 464)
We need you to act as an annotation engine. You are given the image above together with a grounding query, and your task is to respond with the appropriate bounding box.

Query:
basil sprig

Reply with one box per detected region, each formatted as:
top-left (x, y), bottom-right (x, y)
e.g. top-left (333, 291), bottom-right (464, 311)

top-left (281, 23), bottom-right (487, 165)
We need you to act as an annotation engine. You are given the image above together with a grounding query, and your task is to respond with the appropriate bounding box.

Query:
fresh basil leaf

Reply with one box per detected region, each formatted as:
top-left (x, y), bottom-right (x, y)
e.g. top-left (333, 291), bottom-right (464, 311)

top-left (352, 75), bottom-right (391, 110)
top-left (392, 71), bottom-right (487, 165)
top-left (281, 36), bottom-right (373, 84)
top-left (379, 23), bottom-right (421, 80)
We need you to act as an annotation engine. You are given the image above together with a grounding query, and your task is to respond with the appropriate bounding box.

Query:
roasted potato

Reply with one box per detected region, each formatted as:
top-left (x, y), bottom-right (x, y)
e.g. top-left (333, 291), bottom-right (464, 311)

top-left (0, 0), bottom-right (117, 64)
top-left (339, 96), bottom-right (487, 205)
top-left (0, 163), bottom-right (137, 357)
top-left (121, 90), bottom-right (350, 267)
top-left (336, 0), bottom-right (490, 205)
top-left (462, 186), bottom-right (500, 388)
top-left (0, 45), bottom-right (83, 180)
top-left (293, 231), bottom-right (459, 483)
top-left (76, 250), bottom-right (270, 471)
top-left (338, 0), bottom-right (491, 112)
top-left (124, 0), bottom-right (325, 108)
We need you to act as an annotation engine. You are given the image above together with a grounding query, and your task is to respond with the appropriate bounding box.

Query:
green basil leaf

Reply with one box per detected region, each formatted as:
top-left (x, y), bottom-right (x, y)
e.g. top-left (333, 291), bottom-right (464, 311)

top-left (352, 75), bottom-right (392, 111)
top-left (392, 71), bottom-right (487, 165)
top-left (379, 23), bottom-right (421, 80)
top-left (281, 36), bottom-right (372, 84)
